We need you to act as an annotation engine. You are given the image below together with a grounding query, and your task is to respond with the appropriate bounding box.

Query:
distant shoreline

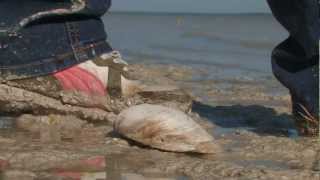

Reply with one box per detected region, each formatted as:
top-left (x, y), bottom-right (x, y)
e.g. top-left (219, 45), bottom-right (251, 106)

top-left (108, 11), bottom-right (271, 16)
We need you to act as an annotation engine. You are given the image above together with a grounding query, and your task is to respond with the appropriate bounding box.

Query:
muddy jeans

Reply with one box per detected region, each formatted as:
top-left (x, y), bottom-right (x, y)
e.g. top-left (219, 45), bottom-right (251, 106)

top-left (0, 0), bottom-right (112, 80)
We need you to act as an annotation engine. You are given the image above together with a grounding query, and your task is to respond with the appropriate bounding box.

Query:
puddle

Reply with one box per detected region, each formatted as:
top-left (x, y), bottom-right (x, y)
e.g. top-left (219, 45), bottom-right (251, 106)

top-left (106, 153), bottom-right (189, 180)
top-left (0, 116), bottom-right (15, 129)
top-left (0, 115), bottom-right (191, 180)
top-left (287, 129), bottom-right (299, 138)
top-left (212, 126), bottom-right (254, 137)
top-left (0, 116), bottom-right (21, 139)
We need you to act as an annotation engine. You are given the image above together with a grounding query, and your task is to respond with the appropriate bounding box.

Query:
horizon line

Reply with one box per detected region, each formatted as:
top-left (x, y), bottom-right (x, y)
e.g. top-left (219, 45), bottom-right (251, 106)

top-left (108, 11), bottom-right (271, 16)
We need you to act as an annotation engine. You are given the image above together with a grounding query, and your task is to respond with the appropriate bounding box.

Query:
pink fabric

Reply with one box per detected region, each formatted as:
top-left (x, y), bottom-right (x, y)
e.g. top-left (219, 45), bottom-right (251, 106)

top-left (54, 66), bottom-right (106, 96)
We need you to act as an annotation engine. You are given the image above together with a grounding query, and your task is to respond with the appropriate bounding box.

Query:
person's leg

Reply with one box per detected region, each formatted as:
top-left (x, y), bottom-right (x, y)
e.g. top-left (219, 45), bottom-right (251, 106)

top-left (0, 0), bottom-right (186, 112)
top-left (267, 0), bottom-right (319, 136)
top-left (3, 52), bottom-right (191, 119)
top-left (5, 51), bottom-right (156, 110)
top-left (267, 0), bottom-right (319, 58)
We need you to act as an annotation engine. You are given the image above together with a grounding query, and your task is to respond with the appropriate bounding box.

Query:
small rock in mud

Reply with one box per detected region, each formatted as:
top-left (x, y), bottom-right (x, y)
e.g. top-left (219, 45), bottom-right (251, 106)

top-left (115, 104), bottom-right (221, 154)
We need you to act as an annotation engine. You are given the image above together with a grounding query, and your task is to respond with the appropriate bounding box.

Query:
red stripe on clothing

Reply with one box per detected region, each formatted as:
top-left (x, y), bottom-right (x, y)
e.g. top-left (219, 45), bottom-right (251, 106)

top-left (53, 66), bottom-right (106, 96)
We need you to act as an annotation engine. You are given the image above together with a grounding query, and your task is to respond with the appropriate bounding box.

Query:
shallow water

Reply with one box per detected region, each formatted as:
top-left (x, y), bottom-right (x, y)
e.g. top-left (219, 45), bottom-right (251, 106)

top-left (103, 12), bottom-right (290, 105)
top-left (0, 116), bottom-right (16, 139)
top-left (0, 117), bottom-right (190, 179)
top-left (103, 13), bottom-right (288, 79)
top-left (105, 153), bottom-right (190, 180)
top-left (0, 117), bottom-right (13, 129)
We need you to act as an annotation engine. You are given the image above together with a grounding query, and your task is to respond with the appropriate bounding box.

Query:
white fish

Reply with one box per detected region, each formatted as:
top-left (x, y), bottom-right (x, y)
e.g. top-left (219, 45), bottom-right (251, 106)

top-left (114, 104), bottom-right (221, 154)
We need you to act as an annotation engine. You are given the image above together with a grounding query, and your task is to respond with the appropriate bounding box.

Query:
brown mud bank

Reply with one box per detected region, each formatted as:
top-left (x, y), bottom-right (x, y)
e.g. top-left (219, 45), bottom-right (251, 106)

top-left (0, 64), bottom-right (319, 180)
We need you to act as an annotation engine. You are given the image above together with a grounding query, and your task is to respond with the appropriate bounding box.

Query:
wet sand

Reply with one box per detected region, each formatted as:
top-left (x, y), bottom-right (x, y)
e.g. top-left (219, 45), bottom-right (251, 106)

top-left (0, 64), bottom-right (319, 180)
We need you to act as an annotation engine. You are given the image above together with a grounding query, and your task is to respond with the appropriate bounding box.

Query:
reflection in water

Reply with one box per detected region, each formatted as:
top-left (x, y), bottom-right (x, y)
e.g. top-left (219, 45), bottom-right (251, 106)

top-left (0, 116), bottom-right (14, 129)
top-left (106, 153), bottom-right (189, 180)
top-left (104, 13), bottom-right (288, 77)
top-left (0, 116), bottom-right (17, 139)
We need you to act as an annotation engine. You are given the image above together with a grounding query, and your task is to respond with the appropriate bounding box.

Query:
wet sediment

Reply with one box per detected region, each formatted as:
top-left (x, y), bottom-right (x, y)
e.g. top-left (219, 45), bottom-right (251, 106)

top-left (0, 64), bottom-right (319, 180)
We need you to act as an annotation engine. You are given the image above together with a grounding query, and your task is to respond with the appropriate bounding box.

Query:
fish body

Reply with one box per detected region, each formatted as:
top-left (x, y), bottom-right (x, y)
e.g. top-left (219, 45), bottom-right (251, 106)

top-left (115, 104), bottom-right (221, 154)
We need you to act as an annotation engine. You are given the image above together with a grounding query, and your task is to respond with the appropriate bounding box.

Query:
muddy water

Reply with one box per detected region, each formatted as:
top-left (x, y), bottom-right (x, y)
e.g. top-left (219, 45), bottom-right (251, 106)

top-left (0, 116), bottom-right (21, 139)
top-left (0, 64), bottom-right (319, 180)
top-left (0, 117), bottom-right (14, 129)
top-left (0, 116), bottom-right (190, 180)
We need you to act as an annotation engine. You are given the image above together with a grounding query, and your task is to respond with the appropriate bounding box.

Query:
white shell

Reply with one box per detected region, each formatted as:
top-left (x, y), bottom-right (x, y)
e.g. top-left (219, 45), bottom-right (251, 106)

top-left (114, 104), bottom-right (221, 154)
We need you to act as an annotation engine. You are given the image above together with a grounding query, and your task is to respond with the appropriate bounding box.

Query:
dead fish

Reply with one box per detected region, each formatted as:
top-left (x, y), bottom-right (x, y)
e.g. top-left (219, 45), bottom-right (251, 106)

top-left (114, 104), bottom-right (221, 154)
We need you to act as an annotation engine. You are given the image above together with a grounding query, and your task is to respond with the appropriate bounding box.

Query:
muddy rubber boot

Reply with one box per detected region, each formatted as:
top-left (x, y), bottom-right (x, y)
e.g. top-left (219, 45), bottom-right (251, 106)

top-left (2, 51), bottom-right (191, 115)
top-left (271, 38), bottom-right (319, 136)
top-left (2, 51), bottom-right (133, 109)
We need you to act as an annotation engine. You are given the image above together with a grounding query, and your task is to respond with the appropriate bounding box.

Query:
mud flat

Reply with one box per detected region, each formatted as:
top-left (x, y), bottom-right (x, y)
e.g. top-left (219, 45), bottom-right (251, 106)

top-left (0, 64), bottom-right (319, 180)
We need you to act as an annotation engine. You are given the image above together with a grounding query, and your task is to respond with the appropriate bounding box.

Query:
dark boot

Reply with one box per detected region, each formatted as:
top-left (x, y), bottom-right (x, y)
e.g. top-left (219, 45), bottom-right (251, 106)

top-left (271, 37), bottom-right (319, 136)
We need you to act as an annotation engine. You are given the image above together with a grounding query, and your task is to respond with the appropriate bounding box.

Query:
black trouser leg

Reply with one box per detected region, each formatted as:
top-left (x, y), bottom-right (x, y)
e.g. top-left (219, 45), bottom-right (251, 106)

top-left (267, 0), bottom-right (319, 136)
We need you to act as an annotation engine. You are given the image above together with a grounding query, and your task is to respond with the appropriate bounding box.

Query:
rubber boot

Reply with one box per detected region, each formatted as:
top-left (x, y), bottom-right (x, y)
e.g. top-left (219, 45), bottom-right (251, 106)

top-left (271, 37), bottom-right (319, 136)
